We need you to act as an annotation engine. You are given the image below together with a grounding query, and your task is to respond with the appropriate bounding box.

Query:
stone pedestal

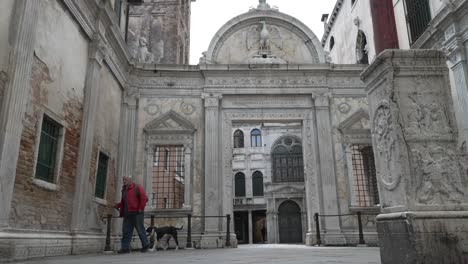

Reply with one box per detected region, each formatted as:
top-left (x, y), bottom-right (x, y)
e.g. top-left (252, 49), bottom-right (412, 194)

top-left (361, 50), bottom-right (468, 264)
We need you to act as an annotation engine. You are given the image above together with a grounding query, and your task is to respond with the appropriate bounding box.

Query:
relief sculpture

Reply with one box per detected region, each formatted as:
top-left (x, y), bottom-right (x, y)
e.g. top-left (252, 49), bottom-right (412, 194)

top-left (406, 94), bottom-right (452, 137)
top-left (412, 145), bottom-right (464, 205)
top-left (373, 101), bottom-right (401, 191)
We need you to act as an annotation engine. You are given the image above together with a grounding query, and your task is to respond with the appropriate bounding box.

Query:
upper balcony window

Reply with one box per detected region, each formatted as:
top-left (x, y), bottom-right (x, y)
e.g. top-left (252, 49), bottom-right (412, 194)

top-left (234, 130), bottom-right (244, 148)
top-left (250, 129), bottom-right (262, 147)
top-left (405, 0), bottom-right (431, 44)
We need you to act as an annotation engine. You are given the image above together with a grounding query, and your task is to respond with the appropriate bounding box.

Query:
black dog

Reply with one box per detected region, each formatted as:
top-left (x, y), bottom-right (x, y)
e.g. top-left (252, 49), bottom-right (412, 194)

top-left (146, 225), bottom-right (183, 251)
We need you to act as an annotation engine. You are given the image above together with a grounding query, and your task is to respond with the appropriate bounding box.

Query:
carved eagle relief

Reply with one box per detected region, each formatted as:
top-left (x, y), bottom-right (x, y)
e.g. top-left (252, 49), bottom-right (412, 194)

top-left (246, 22), bottom-right (284, 51)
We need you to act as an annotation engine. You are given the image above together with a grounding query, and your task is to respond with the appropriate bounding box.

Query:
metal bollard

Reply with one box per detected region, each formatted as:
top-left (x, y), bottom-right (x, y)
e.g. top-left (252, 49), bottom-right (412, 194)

top-left (226, 214), bottom-right (231, 247)
top-left (104, 214), bottom-right (112, 251)
top-left (357, 212), bottom-right (365, 245)
top-left (314, 213), bottom-right (322, 246)
top-left (186, 214), bottom-right (193, 248)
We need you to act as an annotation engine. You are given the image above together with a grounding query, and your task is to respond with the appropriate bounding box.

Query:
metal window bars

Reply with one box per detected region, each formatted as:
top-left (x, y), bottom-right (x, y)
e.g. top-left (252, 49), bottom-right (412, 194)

top-left (351, 145), bottom-right (379, 207)
top-left (152, 145), bottom-right (185, 209)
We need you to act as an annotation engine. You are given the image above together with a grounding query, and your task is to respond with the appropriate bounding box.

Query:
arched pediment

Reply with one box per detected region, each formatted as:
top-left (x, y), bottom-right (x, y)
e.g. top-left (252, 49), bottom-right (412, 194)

top-left (144, 110), bottom-right (195, 134)
top-left (204, 6), bottom-right (326, 65)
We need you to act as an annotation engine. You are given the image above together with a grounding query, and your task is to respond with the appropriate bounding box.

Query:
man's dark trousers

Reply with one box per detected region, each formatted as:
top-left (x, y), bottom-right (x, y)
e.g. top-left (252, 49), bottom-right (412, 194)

top-left (121, 213), bottom-right (149, 250)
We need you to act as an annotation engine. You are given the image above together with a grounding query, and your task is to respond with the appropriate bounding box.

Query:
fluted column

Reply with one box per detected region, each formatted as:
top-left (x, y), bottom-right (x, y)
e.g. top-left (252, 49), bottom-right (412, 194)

top-left (71, 37), bottom-right (105, 232)
top-left (0, 0), bottom-right (40, 227)
top-left (314, 94), bottom-right (344, 244)
top-left (202, 93), bottom-right (222, 233)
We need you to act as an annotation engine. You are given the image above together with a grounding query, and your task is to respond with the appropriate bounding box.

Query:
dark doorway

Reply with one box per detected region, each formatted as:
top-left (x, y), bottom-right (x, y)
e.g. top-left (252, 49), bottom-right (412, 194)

top-left (252, 211), bottom-right (266, 243)
top-left (278, 200), bottom-right (302, 243)
top-left (234, 211), bottom-right (249, 244)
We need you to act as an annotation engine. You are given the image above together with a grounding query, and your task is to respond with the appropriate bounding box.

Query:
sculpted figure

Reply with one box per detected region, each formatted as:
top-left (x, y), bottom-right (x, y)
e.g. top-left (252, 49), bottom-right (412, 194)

top-left (137, 37), bottom-right (155, 63)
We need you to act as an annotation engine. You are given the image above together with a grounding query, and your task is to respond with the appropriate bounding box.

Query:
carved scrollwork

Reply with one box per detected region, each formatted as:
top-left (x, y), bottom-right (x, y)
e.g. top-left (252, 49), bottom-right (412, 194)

top-left (373, 101), bottom-right (401, 191)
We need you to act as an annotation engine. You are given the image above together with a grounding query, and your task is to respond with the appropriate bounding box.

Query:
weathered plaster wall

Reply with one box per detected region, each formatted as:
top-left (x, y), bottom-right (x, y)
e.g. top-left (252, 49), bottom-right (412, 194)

top-left (127, 0), bottom-right (191, 64)
top-left (10, 0), bottom-right (88, 230)
top-left (135, 96), bottom-right (204, 226)
top-left (89, 65), bottom-right (123, 220)
top-left (323, 0), bottom-right (376, 64)
top-left (0, 0), bottom-right (15, 109)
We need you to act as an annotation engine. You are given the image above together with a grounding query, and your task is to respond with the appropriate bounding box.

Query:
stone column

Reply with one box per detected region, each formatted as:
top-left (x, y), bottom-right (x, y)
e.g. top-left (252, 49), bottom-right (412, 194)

top-left (446, 40), bottom-right (468, 152)
top-left (0, 0), bottom-right (39, 227)
top-left (183, 144), bottom-right (193, 208)
top-left (248, 210), bottom-right (253, 244)
top-left (71, 37), bottom-right (105, 232)
top-left (201, 93), bottom-right (222, 247)
top-left (314, 95), bottom-right (345, 244)
top-left (303, 108), bottom-right (318, 245)
top-left (361, 50), bottom-right (468, 264)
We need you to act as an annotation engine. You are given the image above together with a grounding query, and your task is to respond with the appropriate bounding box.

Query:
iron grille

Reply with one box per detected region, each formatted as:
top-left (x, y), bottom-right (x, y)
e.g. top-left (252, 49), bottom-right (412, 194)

top-left (405, 0), bottom-right (431, 44)
top-left (351, 145), bottom-right (379, 207)
top-left (152, 146), bottom-right (185, 209)
top-left (272, 154), bottom-right (304, 182)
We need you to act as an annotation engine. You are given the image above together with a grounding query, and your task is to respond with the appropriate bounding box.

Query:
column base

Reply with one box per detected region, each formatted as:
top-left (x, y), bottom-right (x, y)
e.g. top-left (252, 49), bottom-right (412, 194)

top-left (305, 232), bottom-right (318, 246)
top-left (377, 211), bottom-right (468, 264)
top-left (199, 232), bottom-right (237, 249)
top-left (0, 228), bottom-right (106, 262)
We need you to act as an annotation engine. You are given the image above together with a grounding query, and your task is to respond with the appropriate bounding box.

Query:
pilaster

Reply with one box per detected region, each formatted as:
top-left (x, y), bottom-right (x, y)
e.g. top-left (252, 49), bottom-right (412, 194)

top-left (361, 49), bottom-right (468, 264)
top-left (71, 36), bottom-right (105, 232)
top-left (0, 0), bottom-right (40, 227)
top-left (446, 40), bottom-right (468, 152)
top-left (313, 94), bottom-right (345, 244)
top-left (202, 93), bottom-right (223, 234)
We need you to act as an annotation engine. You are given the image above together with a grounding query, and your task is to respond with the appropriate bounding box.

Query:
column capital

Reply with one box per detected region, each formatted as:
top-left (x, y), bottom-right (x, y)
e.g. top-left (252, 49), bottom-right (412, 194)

top-left (314, 93), bottom-right (331, 109)
top-left (123, 88), bottom-right (140, 108)
top-left (88, 34), bottom-right (108, 65)
top-left (202, 93), bottom-right (222, 108)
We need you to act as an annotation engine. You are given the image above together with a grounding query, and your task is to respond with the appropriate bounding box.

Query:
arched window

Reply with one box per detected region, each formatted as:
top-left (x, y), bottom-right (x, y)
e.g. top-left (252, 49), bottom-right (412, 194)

top-left (271, 136), bottom-right (304, 182)
top-left (235, 172), bottom-right (246, 197)
top-left (356, 30), bottom-right (369, 64)
top-left (329, 36), bottom-right (335, 51)
top-left (233, 130), bottom-right (244, 148)
top-left (251, 129), bottom-right (262, 147)
top-left (252, 171), bottom-right (264, 196)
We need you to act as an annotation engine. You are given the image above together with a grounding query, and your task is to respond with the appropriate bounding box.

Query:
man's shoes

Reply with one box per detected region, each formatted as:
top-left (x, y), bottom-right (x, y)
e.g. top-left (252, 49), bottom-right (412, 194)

top-left (140, 245), bottom-right (149, 253)
top-left (117, 249), bottom-right (130, 254)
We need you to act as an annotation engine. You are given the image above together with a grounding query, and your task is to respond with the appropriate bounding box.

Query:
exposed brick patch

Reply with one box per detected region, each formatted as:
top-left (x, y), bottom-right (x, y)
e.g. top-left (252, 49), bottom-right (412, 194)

top-left (10, 55), bottom-right (83, 231)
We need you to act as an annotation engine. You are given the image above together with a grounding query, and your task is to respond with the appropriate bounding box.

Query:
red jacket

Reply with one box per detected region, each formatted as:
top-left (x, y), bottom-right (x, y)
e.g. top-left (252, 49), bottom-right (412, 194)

top-left (115, 183), bottom-right (148, 217)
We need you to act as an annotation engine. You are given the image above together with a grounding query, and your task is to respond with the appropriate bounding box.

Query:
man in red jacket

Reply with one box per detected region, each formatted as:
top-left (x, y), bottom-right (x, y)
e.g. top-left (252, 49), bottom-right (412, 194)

top-left (115, 176), bottom-right (149, 253)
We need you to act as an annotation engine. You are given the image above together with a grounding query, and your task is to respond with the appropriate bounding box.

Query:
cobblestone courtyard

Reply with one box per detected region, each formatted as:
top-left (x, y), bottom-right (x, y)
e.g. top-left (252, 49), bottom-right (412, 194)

top-left (16, 245), bottom-right (381, 264)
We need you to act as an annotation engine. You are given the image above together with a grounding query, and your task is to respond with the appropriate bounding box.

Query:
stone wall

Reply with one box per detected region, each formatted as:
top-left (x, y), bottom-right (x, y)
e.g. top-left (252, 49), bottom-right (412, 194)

top-left (9, 0), bottom-right (89, 230)
top-left (127, 0), bottom-right (191, 64)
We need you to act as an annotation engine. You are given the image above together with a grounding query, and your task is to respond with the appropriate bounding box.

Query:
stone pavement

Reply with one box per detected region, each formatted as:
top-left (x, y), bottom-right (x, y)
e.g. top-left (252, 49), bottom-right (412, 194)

top-left (16, 244), bottom-right (381, 264)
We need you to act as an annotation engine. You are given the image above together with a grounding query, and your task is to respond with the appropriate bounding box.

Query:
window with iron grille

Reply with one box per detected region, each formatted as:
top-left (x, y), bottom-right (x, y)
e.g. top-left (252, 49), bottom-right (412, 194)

top-left (235, 172), bottom-right (246, 197)
top-left (351, 145), bottom-right (379, 207)
top-left (252, 171), bottom-right (264, 196)
top-left (272, 137), bottom-right (304, 182)
top-left (250, 129), bottom-right (262, 147)
top-left (233, 130), bottom-right (244, 148)
top-left (405, 0), bottom-right (431, 44)
top-left (35, 116), bottom-right (61, 183)
top-left (95, 152), bottom-right (109, 199)
top-left (152, 145), bottom-right (185, 209)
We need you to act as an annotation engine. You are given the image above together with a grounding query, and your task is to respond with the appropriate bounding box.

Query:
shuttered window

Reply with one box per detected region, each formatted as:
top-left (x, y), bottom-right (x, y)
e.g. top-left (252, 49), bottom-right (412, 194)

top-left (95, 152), bottom-right (109, 199)
top-left (35, 116), bottom-right (61, 183)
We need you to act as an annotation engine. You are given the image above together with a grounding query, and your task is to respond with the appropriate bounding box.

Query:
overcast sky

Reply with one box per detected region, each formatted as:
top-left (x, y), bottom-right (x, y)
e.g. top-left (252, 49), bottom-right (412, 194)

top-left (189, 0), bottom-right (337, 64)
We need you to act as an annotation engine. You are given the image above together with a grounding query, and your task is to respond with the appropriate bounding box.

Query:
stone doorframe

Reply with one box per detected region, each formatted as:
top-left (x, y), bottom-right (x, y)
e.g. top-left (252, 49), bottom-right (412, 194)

top-left (143, 111), bottom-right (195, 213)
top-left (221, 109), bottom-right (319, 242)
